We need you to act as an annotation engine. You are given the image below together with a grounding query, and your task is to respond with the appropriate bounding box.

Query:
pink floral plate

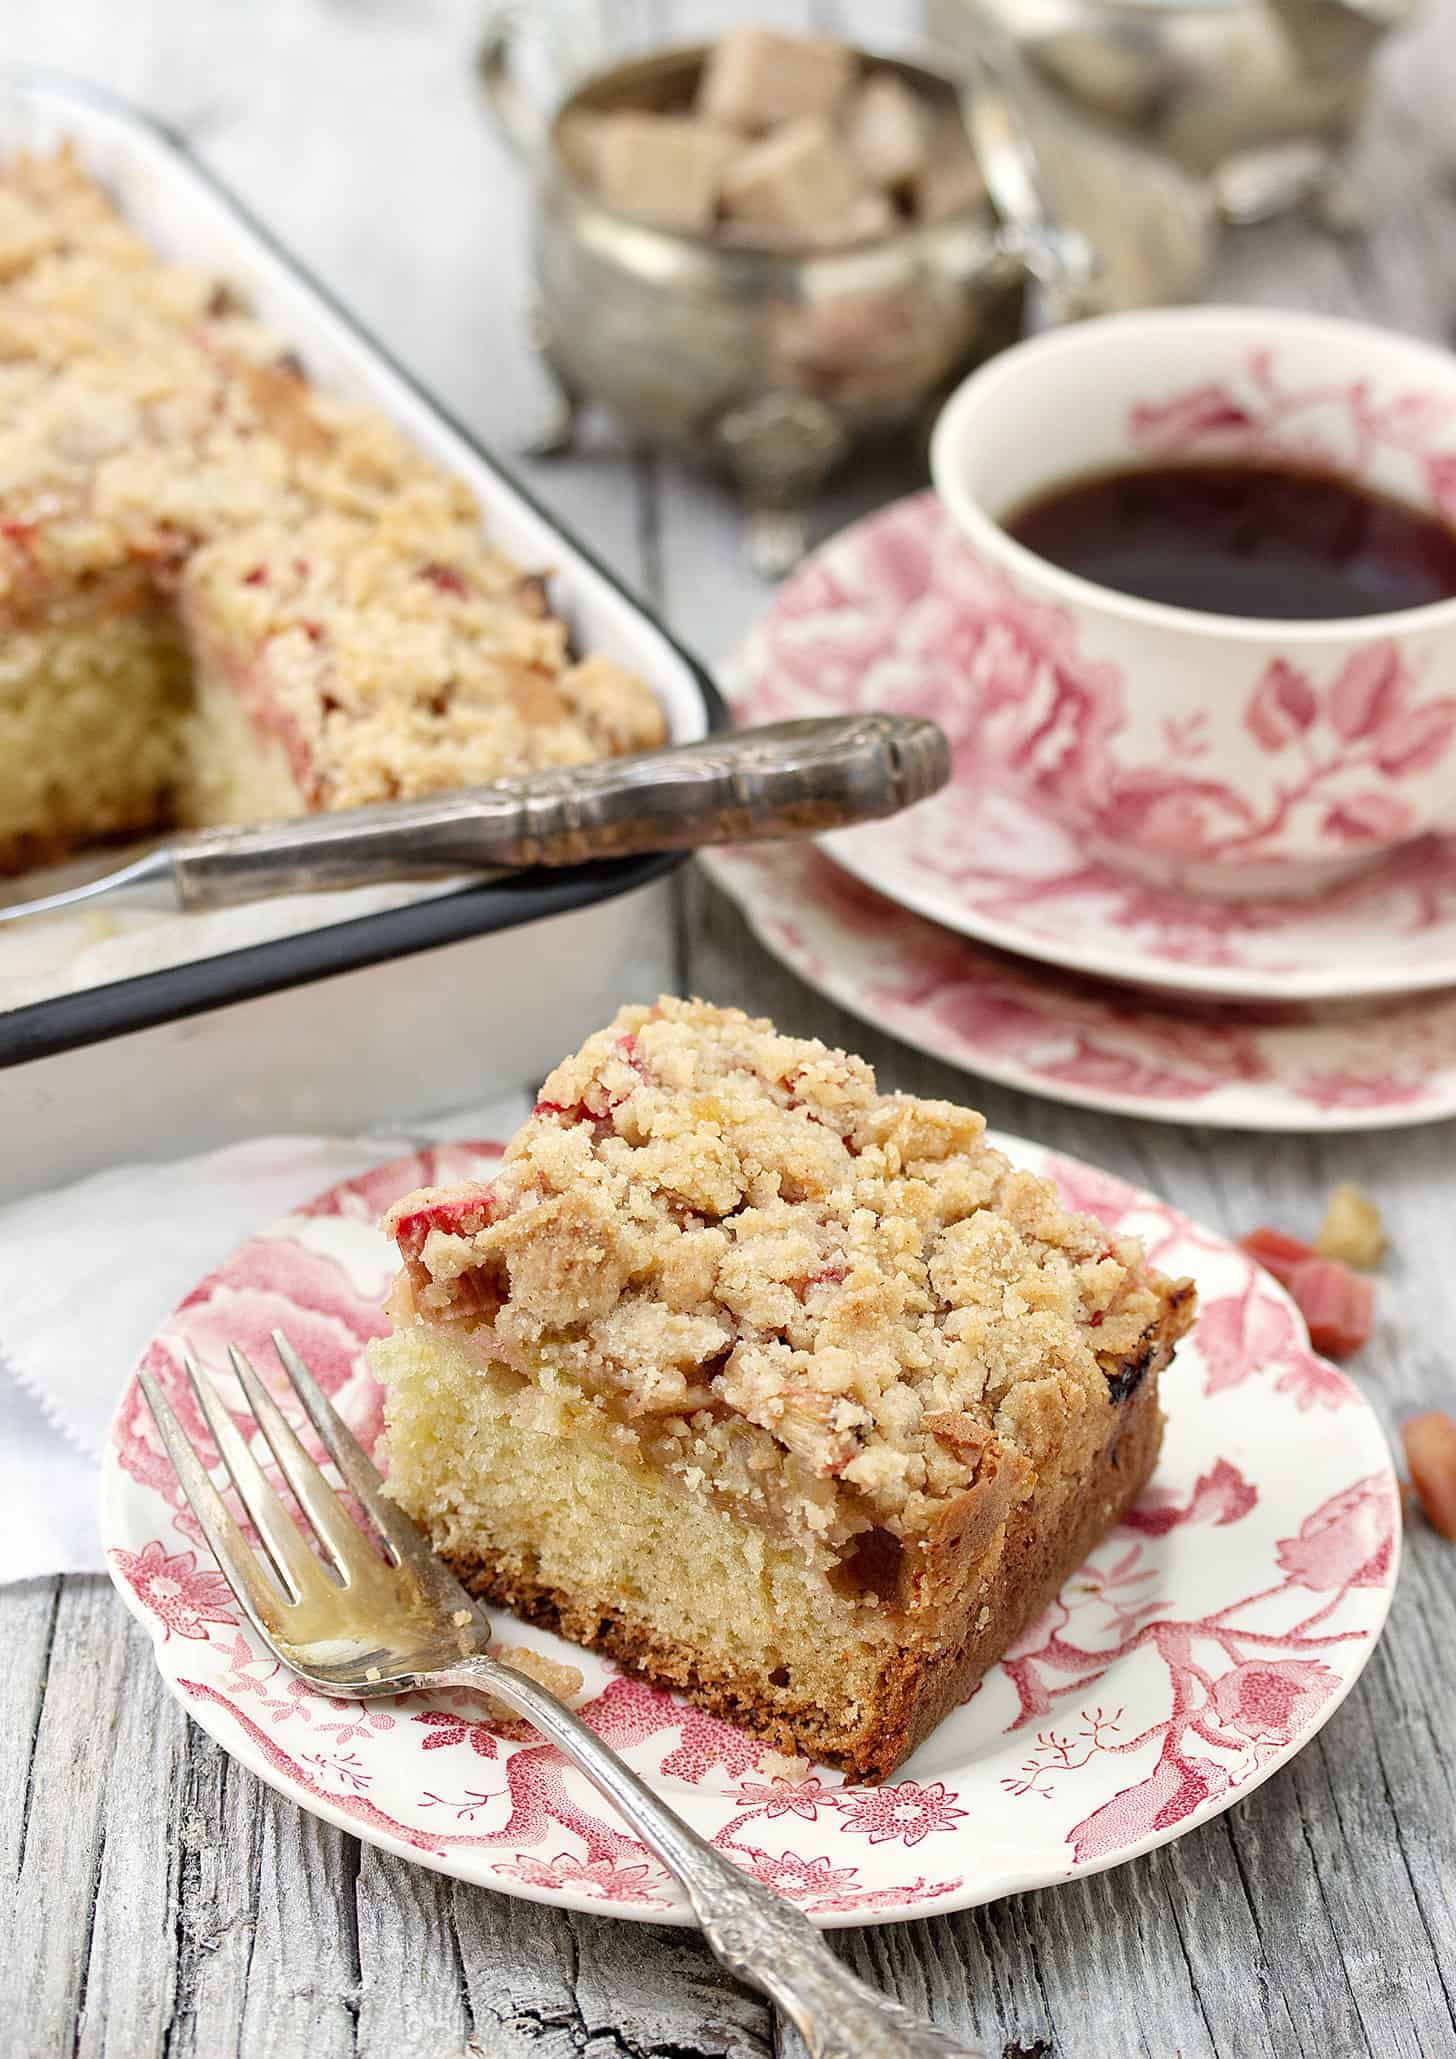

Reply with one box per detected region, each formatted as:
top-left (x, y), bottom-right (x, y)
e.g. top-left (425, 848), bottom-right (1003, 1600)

top-left (101, 1141), bottom-right (1399, 1927)
top-left (704, 842), bottom-right (1456, 1130)
top-left (737, 491), bottom-right (1456, 1002)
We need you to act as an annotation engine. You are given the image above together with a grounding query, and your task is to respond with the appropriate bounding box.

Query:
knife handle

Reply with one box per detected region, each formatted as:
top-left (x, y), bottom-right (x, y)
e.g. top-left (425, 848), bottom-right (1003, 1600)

top-left (164, 714), bottom-right (949, 909)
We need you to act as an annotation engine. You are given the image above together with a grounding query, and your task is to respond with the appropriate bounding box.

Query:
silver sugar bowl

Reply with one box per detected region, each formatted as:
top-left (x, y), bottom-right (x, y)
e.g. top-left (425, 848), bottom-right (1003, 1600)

top-left (477, 27), bottom-right (1090, 574)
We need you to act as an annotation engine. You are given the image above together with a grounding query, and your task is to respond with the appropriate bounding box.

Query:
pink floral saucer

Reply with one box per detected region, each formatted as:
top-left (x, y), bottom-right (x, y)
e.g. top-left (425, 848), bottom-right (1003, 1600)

top-left (703, 843), bottom-right (1456, 1130)
top-left (101, 1141), bottom-right (1398, 1927)
top-left (736, 492), bottom-right (1456, 1002)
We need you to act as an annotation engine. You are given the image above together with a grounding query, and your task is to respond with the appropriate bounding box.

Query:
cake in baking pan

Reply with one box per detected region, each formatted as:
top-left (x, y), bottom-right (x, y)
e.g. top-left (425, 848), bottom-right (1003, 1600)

top-left (371, 998), bottom-right (1195, 1781)
top-left (0, 144), bottom-right (664, 874)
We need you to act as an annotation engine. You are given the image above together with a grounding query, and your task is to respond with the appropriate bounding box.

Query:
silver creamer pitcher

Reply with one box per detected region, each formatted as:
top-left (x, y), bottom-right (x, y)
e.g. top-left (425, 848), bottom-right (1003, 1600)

top-left (928, 0), bottom-right (1416, 222)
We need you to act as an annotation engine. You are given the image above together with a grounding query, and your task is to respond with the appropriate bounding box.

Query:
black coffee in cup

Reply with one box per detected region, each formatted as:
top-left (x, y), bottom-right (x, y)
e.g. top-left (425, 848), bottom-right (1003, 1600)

top-left (1004, 461), bottom-right (1456, 620)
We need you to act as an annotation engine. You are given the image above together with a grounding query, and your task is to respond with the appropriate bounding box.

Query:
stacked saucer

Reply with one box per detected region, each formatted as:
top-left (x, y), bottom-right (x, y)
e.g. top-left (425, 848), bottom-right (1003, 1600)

top-left (703, 492), bottom-right (1456, 1130)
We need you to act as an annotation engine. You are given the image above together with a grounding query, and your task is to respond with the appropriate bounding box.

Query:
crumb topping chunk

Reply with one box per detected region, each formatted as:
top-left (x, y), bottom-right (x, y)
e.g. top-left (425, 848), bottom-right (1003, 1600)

top-left (385, 1001), bottom-right (1194, 1555)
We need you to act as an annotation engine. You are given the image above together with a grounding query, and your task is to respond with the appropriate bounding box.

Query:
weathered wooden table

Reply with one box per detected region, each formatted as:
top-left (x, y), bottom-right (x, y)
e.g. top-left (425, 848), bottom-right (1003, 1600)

top-left (4, 2), bottom-right (1455, 2054)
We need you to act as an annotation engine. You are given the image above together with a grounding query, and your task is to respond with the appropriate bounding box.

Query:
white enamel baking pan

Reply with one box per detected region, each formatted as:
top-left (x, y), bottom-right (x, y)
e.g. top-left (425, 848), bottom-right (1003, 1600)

top-left (0, 73), bottom-right (723, 1204)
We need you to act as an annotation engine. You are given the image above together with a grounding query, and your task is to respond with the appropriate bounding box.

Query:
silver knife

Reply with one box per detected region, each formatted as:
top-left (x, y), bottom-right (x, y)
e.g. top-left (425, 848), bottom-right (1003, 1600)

top-left (0, 714), bottom-right (948, 926)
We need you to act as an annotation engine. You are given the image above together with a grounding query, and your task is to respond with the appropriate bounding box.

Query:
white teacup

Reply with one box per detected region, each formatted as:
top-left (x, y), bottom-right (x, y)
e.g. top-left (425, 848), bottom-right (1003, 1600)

top-left (930, 307), bottom-right (1456, 896)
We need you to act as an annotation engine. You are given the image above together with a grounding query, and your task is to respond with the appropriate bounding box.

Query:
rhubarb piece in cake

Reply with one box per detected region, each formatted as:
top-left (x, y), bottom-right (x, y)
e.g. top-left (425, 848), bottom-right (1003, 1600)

top-left (371, 998), bottom-right (1195, 1781)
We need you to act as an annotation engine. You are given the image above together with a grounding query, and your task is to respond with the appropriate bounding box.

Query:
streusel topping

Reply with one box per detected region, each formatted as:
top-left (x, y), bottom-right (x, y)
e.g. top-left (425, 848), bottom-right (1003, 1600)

top-left (385, 999), bottom-right (1191, 1550)
top-left (0, 143), bottom-right (664, 804)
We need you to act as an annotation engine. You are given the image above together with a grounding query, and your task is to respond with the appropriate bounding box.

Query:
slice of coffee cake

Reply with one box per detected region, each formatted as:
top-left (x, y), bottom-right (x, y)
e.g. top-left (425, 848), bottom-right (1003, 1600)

top-left (370, 998), bottom-right (1194, 1780)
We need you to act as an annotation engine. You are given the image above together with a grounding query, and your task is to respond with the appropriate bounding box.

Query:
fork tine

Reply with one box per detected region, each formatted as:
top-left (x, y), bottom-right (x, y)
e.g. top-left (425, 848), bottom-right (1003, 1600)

top-left (270, 1329), bottom-right (435, 1567)
top-left (138, 1370), bottom-right (287, 1636)
top-left (183, 1352), bottom-right (335, 1605)
top-left (227, 1344), bottom-right (380, 1584)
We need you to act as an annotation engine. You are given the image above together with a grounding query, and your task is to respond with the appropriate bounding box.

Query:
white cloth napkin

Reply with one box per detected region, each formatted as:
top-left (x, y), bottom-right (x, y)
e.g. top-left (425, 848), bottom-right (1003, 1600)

top-left (0, 1097), bottom-right (531, 1584)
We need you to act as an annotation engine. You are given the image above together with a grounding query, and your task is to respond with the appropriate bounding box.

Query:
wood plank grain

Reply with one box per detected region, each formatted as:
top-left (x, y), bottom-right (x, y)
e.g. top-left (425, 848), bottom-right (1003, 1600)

top-left (161, 1711), bottom-right (363, 2059)
top-left (72, 1623), bottom-right (186, 2059)
top-left (7, 1580), bottom-right (134, 2056)
top-left (231, 1770), bottom-right (362, 2059)
top-left (0, 1576), bottom-right (59, 1906)
top-left (354, 1846), bottom-right (471, 2059)
top-left (452, 1890), bottom-right (774, 2058)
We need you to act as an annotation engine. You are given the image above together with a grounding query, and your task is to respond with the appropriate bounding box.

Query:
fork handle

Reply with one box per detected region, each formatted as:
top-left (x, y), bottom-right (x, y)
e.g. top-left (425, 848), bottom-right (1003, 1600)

top-left (434, 1658), bottom-right (983, 2058)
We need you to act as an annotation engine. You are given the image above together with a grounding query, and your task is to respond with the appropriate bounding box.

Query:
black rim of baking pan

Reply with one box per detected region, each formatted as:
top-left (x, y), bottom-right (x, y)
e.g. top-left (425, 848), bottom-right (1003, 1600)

top-left (0, 69), bottom-right (730, 1073)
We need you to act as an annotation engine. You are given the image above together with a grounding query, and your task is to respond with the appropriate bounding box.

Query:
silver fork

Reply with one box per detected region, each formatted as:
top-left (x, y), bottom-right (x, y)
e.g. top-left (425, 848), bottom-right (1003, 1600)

top-left (140, 1332), bottom-right (983, 2059)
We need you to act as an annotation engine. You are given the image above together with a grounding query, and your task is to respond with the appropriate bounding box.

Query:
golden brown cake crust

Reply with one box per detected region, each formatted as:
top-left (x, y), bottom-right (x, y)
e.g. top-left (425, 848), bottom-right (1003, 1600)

top-left (442, 1347), bottom-right (1170, 1783)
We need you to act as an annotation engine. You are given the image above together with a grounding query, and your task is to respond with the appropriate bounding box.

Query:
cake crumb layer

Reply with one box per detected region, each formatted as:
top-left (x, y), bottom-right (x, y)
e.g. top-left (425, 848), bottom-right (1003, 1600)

top-left (383, 997), bottom-right (1194, 1564)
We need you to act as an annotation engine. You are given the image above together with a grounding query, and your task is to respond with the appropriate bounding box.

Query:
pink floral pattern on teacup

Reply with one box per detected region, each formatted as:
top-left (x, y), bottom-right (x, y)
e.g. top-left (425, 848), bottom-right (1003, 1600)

top-left (937, 532), bottom-right (1456, 871)
top-left (1094, 638), bottom-right (1456, 863)
top-left (737, 489), bottom-right (1456, 998)
top-left (1129, 345), bottom-right (1456, 514)
top-left (930, 327), bottom-right (1456, 884)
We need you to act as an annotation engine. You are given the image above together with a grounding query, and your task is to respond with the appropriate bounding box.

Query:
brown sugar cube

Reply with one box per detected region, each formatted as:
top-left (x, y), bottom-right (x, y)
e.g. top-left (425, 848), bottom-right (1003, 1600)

top-left (698, 26), bottom-right (856, 132)
top-left (718, 191), bottom-right (895, 252)
top-left (828, 191), bottom-right (897, 247)
top-left (554, 110), bottom-right (609, 187)
top-left (721, 115), bottom-right (878, 246)
top-left (593, 113), bottom-right (740, 235)
top-left (843, 72), bottom-right (930, 189)
top-left (914, 114), bottom-right (988, 222)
